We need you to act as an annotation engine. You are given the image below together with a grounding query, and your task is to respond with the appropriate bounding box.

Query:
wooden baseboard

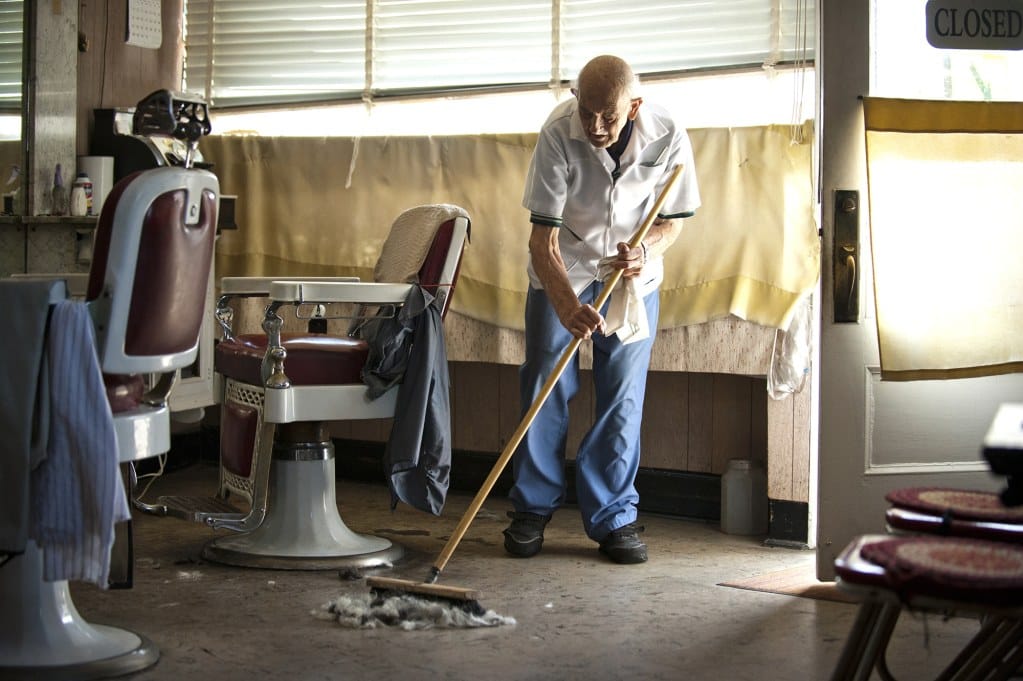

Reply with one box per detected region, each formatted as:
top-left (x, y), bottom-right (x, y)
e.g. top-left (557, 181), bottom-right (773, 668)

top-left (174, 433), bottom-right (808, 544)
top-left (335, 438), bottom-right (720, 520)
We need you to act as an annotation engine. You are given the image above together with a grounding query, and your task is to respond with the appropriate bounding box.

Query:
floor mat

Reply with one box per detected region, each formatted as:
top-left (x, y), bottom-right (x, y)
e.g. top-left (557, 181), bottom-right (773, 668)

top-left (719, 563), bottom-right (861, 604)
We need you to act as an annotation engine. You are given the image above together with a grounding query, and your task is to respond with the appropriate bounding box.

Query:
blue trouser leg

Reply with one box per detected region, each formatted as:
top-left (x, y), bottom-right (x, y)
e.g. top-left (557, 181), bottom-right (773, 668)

top-left (509, 286), bottom-right (579, 514)
top-left (509, 282), bottom-right (659, 541)
top-left (576, 288), bottom-right (658, 540)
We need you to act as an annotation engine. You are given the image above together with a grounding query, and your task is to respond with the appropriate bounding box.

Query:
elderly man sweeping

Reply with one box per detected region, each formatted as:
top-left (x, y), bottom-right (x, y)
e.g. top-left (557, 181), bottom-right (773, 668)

top-left (504, 54), bottom-right (701, 564)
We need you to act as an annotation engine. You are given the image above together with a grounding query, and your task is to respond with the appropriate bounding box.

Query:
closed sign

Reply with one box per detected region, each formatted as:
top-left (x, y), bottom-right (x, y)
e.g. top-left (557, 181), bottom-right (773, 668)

top-left (926, 0), bottom-right (1023, 49)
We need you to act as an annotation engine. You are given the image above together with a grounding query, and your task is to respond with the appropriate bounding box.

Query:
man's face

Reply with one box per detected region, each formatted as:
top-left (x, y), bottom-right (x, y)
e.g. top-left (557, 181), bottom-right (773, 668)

top-left (575, 89), bottom-right (641, 149)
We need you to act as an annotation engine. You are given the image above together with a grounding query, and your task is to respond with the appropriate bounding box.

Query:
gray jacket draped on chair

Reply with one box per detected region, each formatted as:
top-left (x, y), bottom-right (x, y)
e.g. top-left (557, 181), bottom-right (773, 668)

top-left (357, 285), bottom-right (451, 515)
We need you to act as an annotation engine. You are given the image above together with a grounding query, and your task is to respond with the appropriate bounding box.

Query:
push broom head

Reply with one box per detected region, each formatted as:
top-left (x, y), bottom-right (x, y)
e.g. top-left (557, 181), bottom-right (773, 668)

top-left (314, 575), bottom-right (514, 630)
top-left (365, 576), bottom-right (485, 616)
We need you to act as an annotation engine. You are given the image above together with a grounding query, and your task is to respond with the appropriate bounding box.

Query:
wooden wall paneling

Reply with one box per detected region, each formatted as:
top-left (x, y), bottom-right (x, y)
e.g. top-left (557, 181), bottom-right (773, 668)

top-left (76, 0), bottom-right (185, 155)
top-left (497, 362), bottom-right (521, 450)
top-left (451, 361), bottom-right (501, 452)
top-left (640, 371), bottom-right (689, 470)
top-left (751, 380), bottom-right (768, 468)
top-left (791, 376), bottom-right (812, 504)
top-left (710, 374), bottom-right (753, 474)
top-left (687, 372), bottom-right (714, 472)
top-left (328, 420), bottom-right (354, 440)
top-left (346, 418), bottom-right (391, 442)
top-left (766, 393), bottom-right (796, 501)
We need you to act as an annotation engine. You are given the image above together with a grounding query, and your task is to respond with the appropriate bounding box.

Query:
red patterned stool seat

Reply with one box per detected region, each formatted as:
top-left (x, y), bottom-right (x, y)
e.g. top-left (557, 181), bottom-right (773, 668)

top-left (885, 487), bottom-right (1023, 544)
top-left (830, 534), bottom-right (1023, 681)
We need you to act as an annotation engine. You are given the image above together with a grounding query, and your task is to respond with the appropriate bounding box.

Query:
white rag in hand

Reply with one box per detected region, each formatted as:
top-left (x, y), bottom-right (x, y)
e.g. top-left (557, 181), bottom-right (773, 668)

top-left (597, 256), bottom-right (650, 345)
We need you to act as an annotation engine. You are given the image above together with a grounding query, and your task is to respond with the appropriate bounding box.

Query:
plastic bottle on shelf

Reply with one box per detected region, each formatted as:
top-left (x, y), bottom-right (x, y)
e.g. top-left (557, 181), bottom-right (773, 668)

top-left (70, 171), bottom-right (93, 216)
top-left (50, 164), bottom-right (68, 216)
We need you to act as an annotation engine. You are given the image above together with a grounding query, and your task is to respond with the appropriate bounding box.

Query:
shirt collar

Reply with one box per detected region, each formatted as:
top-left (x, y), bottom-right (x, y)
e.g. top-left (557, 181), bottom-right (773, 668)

top-left (567, 99), bottom-right (668, 150)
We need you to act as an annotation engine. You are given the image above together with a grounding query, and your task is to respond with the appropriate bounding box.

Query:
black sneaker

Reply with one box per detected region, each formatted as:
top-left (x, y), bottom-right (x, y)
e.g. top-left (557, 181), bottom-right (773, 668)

top-left (599, 523), bottom-right (647, 564)
top-left (503, 511), bottom-right (551, 558)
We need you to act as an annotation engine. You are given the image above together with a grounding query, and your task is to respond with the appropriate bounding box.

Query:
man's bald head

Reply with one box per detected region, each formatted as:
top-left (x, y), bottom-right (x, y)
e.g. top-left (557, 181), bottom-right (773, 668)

top-left (577, 55), bottom-right (637, 103)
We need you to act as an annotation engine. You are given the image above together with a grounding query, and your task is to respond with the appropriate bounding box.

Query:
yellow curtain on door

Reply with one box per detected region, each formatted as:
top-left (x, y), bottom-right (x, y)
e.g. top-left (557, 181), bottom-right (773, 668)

top-left (864, 97), bottom-right (1023, 381)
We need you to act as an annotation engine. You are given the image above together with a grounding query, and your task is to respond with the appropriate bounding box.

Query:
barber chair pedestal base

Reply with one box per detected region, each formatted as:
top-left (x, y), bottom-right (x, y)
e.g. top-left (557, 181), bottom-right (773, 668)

top-left (202, 446), bottom-right (404, 570)
top-left (0, 542), bottom-right (159, 680)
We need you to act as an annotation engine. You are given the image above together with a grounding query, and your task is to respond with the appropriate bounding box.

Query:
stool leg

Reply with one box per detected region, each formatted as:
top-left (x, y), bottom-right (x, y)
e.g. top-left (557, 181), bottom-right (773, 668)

top-left (987, 622), bottom-right (1023, 681)
top-left (831, 601), bottom-right (889, 681)
top-left (873, 604), bottom-right (905, 681)
top-left (855, 603), bottom-right (902, 681)
top-left (945, 617), bottom-right (1023, 681)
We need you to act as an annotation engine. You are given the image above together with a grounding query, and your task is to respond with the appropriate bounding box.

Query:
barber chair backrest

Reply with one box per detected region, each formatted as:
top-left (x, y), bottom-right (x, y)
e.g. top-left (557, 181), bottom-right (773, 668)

top-left (372, 204), bottom-right (469, 319)
top-left (86, 166), bottom-right (219, 375)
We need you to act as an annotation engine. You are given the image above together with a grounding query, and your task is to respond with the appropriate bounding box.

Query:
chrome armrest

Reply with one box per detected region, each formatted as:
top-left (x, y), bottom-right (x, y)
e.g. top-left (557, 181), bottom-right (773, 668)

top-left (217, 276), bottom-right (363, 341)
top-left (255, 281), bottom-right (412, 391)
top-left (268, 280), bottom-right (412, 306)
top-left (220, 275), bottom-right (361, 297)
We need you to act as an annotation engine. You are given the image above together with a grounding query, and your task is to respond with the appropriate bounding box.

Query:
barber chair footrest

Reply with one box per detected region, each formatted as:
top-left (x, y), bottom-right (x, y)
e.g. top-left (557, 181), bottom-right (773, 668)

top-left (155, 495), bottom-right (247, 524)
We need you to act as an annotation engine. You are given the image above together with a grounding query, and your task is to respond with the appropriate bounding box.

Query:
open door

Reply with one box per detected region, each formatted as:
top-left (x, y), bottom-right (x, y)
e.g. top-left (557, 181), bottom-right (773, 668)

top-left (816, 0), bottom-right (1023, 578)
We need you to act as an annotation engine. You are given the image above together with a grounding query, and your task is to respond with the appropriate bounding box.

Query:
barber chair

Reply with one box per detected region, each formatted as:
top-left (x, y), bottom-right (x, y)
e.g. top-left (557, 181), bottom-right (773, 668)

top-left (0, 91), bottom-right (218, 679)
top-left (830, 534), bottom-right (1023, 681)
top-left (149, 204), bottom-right (470, 569)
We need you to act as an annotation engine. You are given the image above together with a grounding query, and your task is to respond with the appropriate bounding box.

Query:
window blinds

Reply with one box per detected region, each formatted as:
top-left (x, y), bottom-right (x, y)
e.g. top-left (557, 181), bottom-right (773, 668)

top-left (184, 0), bottom-right (814, 108)
top-left (184, 1), bottom-right (367, 106)
top-left (0, 0), bottom-right (22, 112)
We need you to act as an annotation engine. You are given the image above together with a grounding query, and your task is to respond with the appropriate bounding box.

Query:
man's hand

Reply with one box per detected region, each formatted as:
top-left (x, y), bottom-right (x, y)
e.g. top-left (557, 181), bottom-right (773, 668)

top-left (607, 218), bottom-right (681, 279)
top-left (530, 224), bottom-right (607, 339)
top-left (608, 241), bottom-right (646, 279)
top-left (558, 302), bottom-right (605, 340)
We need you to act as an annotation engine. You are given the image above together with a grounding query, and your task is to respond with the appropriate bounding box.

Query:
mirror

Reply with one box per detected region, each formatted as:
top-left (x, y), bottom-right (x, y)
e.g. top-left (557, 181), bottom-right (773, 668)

top-left (0, 0), bottom-right (22, 212)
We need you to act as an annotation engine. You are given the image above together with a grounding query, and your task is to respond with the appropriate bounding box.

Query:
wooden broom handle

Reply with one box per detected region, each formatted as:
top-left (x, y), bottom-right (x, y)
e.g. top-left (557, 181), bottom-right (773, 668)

top-left (428, 164), bottom-right (685, 582)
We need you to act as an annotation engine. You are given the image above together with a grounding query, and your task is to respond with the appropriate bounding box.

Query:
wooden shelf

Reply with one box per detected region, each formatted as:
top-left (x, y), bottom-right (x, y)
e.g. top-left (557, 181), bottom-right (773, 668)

top-left (1, 215), bottom-right (99, 228)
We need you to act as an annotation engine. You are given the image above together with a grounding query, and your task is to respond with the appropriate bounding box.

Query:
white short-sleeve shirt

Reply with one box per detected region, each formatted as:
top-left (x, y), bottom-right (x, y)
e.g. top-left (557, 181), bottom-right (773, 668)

top-left (522, 98), bottom-right (700, 297)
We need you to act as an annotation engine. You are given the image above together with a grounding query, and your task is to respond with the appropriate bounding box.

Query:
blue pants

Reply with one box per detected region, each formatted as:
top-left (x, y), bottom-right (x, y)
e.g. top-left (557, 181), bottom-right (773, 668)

top-left (509, 281), bottom-right (659, 541)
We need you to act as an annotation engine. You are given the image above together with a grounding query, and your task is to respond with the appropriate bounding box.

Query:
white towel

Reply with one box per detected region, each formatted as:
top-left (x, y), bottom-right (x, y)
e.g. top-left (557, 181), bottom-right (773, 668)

top-left (374, 204), bottom-right (470, 283)
top-left (597, 257), bottom-right (650, 345)
top-left (30, 300), bottom-right (130, 587)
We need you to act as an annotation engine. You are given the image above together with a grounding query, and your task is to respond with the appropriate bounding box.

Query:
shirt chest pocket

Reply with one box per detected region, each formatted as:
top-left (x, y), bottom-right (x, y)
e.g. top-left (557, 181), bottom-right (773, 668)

top-left (636, 143), bottom-right (669, 169)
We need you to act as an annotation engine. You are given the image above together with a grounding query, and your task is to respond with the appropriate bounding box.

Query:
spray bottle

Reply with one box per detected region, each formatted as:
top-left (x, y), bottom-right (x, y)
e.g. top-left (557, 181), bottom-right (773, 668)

top-left (51, 163), bottom-right (68, 216)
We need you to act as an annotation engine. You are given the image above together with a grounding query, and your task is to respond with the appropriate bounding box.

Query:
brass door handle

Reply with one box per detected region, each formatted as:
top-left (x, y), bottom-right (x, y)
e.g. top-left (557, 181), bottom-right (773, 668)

top-left (834, 190), bottom-right (859, 323)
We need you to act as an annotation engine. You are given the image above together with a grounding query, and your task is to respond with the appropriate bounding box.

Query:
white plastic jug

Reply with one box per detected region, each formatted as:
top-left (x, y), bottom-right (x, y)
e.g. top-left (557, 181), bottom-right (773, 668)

top-left (720, 458), bottom-right (768, 535)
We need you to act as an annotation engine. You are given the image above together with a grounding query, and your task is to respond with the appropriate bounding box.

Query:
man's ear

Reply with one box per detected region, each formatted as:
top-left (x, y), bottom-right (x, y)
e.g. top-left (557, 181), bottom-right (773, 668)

top-left (570, 87), bottom-right (579, 98)
top-left (628, 97), bottom-right (643, 120)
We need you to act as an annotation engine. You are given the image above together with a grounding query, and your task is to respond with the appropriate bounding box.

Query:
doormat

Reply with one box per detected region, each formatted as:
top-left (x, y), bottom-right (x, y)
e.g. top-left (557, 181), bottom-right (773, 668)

top-left (718, 563), bottom-right (861, 604)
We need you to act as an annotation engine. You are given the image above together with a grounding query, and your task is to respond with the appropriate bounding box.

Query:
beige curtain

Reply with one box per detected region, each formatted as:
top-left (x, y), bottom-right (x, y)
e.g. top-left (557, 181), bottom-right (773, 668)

top-left (864, 97), bottom-right (1023, 381)
top-left (204, 122), bottom-right (818, 336)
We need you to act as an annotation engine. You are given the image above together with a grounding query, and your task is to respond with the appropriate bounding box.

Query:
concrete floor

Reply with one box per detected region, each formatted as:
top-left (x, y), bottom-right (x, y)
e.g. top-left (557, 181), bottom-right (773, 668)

top-left (65, 461), bottom-right (981, 681)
